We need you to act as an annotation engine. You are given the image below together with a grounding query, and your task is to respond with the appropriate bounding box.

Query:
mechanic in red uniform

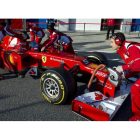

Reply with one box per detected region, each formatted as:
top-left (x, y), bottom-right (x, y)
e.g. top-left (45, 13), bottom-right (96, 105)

top-left (106, 19), bottom-right (115, 40)
top-left (26, 23), bottom-right (45, 44)
top-left (0, 21), bottom-right (25, 79)
top-left (110, 32), bottom-right (140, 121)
top-left (41, 23), bottom-right (75, 54)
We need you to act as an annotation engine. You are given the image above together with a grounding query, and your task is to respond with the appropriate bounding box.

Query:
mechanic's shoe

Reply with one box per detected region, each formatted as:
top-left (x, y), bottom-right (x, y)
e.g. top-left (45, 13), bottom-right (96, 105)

top-left (105, 38), bottom-right (109, 40)
top-left (0, 74), bottom-right (4, 79)
top-left (129, 114), bottom-right (140, 121)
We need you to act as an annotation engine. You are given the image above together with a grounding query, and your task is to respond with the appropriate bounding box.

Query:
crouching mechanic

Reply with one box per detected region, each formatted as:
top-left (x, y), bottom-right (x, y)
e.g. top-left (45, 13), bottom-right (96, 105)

top-left (26, 23), bottom-right (45, 44)
top-left (41, 23), bottom-right (75, 54)
top-left (0, 21), bottom-right (26, 79)
top-left (110, 32), bottom-right (140, 121)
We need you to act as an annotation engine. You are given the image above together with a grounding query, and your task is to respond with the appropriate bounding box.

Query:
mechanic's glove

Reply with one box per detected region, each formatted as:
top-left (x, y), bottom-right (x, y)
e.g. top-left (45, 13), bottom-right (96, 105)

top-left (113, 66), bottom-right (117, 70)
top-left (41, 46), bottom-right (46, 52)
top-left (121, 71), bottom-right (126, 80)
top-left (116, 66), bottom-right (123, 73)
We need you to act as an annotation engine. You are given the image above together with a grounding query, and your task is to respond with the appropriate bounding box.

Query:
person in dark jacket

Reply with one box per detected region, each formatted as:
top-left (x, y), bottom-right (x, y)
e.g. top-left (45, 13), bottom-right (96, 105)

top-left (106, 19), bottom-right (115, 40)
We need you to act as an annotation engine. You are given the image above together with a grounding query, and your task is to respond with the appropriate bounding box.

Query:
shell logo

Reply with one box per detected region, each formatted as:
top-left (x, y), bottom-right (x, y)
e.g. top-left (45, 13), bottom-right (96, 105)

top-left (90, 64), bottom-right (108, 72)
top-left (103, 69), bottom-right (108, 72)
top-left (90, 64), bottom-right (98, 69)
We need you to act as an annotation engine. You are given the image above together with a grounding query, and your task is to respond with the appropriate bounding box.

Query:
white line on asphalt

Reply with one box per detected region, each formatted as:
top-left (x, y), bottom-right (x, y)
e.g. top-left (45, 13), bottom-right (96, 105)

top-left (75, 50), bottom-right (116, 53)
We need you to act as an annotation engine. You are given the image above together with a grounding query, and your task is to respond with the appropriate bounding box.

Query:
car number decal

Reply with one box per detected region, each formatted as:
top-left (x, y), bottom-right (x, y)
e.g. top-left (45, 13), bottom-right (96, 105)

top-left (83, 59), bottom-right (89, 65)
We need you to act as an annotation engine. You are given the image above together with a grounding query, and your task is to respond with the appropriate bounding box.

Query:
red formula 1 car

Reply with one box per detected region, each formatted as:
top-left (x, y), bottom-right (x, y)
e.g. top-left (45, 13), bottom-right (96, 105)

top-left (0, 32), bottom-right (119, 107)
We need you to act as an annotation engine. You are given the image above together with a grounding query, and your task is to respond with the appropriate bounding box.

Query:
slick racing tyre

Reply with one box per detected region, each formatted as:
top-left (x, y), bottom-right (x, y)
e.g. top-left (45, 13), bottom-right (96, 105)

top-left (86, 52), bottom-right (108, 66)
top-left (77, 52), bottom-right (108, 83)
top-left (40, 67), bottom-right (76, 105)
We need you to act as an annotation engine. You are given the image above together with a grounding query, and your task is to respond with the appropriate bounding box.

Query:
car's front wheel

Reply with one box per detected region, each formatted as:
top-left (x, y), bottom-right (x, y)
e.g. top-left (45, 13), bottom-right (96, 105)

top-left (40, 67), bottom-right (76, 105)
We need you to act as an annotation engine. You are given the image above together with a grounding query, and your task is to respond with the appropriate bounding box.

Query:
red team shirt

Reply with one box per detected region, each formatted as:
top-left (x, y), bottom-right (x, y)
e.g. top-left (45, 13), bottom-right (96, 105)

top-left (27, 23), bottom-right (45, 42)
top-left (117, 41), bottom-right (140, 72)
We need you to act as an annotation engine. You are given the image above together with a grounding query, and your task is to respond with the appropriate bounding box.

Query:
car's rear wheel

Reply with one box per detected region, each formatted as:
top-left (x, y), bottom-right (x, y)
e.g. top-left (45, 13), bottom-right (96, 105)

top-left (86, 52), bottom-right (108, 66)
top-left (40, 67), bottom-right (76, 105)
top-left (77, 52), bottom-right (108, 83)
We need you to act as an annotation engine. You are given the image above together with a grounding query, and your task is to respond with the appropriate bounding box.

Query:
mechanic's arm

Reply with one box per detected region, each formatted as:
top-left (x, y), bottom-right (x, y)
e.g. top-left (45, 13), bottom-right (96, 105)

top-left (122, 47), bottom-right (140, 71)
top-left (41, 34), bottom-right (57, 52)
top-left (117, 47), bottom-right (140, 72)
top-left (30, 29), bottom-right (35, 42)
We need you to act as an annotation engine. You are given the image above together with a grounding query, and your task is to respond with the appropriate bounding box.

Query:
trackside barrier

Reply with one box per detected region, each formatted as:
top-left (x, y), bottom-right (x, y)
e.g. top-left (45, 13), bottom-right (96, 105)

top-left (139, 25), bottom-right (140, 39)
top-left (126, 21), bottom-right (132, 35)
top-left (8, 21), bottom-right (140, 38)
top-left (56, 22), bottom-right (140, 38)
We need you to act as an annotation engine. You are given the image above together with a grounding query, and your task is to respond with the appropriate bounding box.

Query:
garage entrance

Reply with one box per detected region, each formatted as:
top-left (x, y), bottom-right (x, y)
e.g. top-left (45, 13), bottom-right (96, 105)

top-left (101, 19), bottom-right (124, 31)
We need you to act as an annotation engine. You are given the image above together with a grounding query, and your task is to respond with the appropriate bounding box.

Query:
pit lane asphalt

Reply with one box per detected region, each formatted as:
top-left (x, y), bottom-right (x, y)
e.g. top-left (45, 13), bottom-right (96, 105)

top-left (0, 31), bottom-right (139, 121)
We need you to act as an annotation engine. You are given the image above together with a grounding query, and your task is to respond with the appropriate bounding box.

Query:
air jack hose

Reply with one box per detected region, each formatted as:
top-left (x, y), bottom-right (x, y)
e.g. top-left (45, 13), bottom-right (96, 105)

top-left (87, 64), bottom-right (106, 89)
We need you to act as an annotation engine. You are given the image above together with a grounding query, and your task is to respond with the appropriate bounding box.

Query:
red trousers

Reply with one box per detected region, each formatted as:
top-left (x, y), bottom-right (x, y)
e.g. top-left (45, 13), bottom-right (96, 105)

top-left (35, 37), bottom-right (42, 44)
top-left (131, 78), bottom-right (140, 116)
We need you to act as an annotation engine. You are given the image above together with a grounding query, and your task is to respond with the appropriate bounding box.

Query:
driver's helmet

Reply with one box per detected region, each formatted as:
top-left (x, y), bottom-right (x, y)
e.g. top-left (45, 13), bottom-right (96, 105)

top-left (47, 23), bottom-right (55, 32)
top-left (29, 41), bottom-right (39, 51)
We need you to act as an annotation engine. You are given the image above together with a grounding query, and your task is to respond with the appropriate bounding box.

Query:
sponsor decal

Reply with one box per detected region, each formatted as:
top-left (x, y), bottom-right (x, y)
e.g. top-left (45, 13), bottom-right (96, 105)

top-left (50, 57), bottom-right (64, 63)
top-left (96, 71), bottom-right (107, 78)
top-left (90, 64), bottom-right (98, 69)
top-left (42, 56), bottom-right (47, 63)
top-left (103, 69), bottom-right (108, 72)
top-left (51, 74), bottom-right (59, 80)
top-left (95, 92), bottom-right (103, 100)
top-left (99, 105), bottom-right (103, 110)
top-left (9, 37), bottom-right (12, 43)
top-left (9, 54), bottom-right (14, 64)
top-left (97, 80), bottom-right (112, 90)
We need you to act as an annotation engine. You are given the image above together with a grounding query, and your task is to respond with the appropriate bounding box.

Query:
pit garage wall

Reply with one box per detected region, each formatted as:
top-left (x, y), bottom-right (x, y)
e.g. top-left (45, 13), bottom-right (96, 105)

top-left (57, 19), bottom-right (101, 31)
top-left (69, 19), bottom-right (101, 31)
top-left (56, 19), bottom-right (69, 31)
top-left (121, 19), bottom-right (132, 33)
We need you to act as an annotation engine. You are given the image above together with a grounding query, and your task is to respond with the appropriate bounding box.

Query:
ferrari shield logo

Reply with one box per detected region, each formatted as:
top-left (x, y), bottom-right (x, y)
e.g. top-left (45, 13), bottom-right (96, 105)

top-left (42, 56), bottom-right (47, 63)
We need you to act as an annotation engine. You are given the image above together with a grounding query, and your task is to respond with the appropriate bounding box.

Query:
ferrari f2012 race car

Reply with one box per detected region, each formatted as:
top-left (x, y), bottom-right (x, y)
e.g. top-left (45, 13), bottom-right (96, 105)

top-left (0, 32), bottom-right (110, 105)
top-left (0, 32), bottom-right (136, 121)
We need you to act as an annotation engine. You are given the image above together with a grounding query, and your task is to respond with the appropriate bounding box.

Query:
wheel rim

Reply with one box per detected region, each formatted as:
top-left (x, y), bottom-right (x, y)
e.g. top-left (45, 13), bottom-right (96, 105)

top-left (43, 78), bottom-right (59, 98)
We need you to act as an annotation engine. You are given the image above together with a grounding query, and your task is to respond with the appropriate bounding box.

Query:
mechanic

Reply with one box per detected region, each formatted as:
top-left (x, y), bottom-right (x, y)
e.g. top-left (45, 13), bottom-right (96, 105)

top-left (110, 32), bottom-right (140, 121)
top-left (0, 21), bottom-right (26, 79)
top-left (0, 21), bottom-right (26, 41)
top-left (26, 22), bottom-right (45, 44)
top-left (41, 23), bottom-right (75, 54)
